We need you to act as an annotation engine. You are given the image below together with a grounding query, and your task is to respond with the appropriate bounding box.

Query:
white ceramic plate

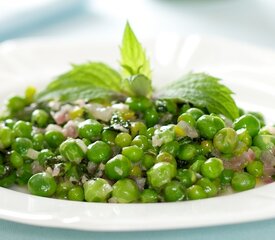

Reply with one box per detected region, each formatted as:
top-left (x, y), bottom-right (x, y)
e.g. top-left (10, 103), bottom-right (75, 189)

top-left (0, 36), bottom-right (275, 232)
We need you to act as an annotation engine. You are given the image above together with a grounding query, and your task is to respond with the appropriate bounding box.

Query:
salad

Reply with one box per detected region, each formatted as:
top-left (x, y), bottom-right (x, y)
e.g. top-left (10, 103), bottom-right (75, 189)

top-left (0, 23), bottom-right (274, 203)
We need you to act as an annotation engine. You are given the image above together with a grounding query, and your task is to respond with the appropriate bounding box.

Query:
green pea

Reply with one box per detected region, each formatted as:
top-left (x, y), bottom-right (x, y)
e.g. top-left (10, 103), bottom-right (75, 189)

top-left (59, 139), bottom-right (86, 164)
top-left (12, 137), bottom-right (33, 155)
top-left (147, 162), bottom-right (176, 189)
top-left (233, 114), bottom-right (260, 137)
top-left (105, 154), bottom-right (132, 180)
top-left (213, 128), bottom-right (238, 154)
top-left (55, 181), bottom-right (74, 199)
top-left (246, 161), bottom-right (264, 177)
top-left (177, 113), bottom-right (196, 127)
top-left (78, 119), bottom-right (103, 140)
top-left (112, 178), bottom-right (140, 203)
top-left (28, 172), bottom-right (57, 197)
top-left (4, 119), bottom-right (16, 129)
top-left (6, 96), bottom-right (26, 113)
top-left (38, 149), bottom-right (54, 166)
top-left (200, 140), bottom-right (213, 155)
top-left (0, 126), bottom-right (13, 149)
top-left (177, 144), bottom-right (197, 161)
top-left (186, 108), bottom-right (204, 120)
top-left (125, 97), bottom-right (152, 112)
top-left (131, 135), bottom-right (149, 150)
top-left (0, 172), bottom-right (16, 187)
top-left (32, 133), bottom-right (45, 151)
top-left (122, 145), bottom-right (143, 163)
top-left (31, 109), bottom-right (49, 128)
top-left (155, 99), bottom-right (177, 114)
top-left (130, 165), bottom-right (142, 178)
top-left (220, 169), bottom-right (234, 186)
top-left (179, 103), bottom-right (191, 114)
top-left (84, 178), bottom-right (113, 202)
top-left (16, 163), bottom-right (33, 185)
top-left (45, 130), bottom-right (65, 149)
top-left (231, 172), bottom-right (256, 192)
top-left (130, 122), bottom-right (147, 137)
top-left (197, 178), bottom-right (218, 198)
top-left (248, 112), bottom-right (265, 127)
top-left (196, 115), bottom-right (225, 139)
top-left (237, 128), bottom-right (252, 147)
top-left (87, 141), bottom-right (112, 163)
top-left (102, 129), bottom-right (118, 145)
top-left (10, 151), bottom-right (23, 169)
top-left (160, 141), bottom-right (180, 157)
top-left (140, 189), bottom-right (158, 203)
top-left (201, 157), bottom-right (224, 179)
top-left (146, 127), bottom-right (155, 139)
top-left (187, 185), bottom-right (207, 200)
top-left (144, 108), bottom-right (159, 127)
top-left (233, 141), bottom-right (248, 156)
top-left (115, 132), bottom-right (132, 147)
top-left (176, 169), bottom-right (197, 187)
top-left (13, 121), bottom-right (32, 139)
top-left (141, 153), bottom-right (156, 170)
top-left (189, 159), bottom-right (205, 173)
top-left (253, 135), bottom-right (275, 150)
top-left (163, 180), bottom-right (185, 202)
top-left (156, 152), bottom-right (177, 167)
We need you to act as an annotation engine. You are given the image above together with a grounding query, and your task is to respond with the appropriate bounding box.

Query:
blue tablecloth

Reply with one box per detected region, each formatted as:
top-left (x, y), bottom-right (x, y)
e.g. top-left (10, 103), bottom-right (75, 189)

top-left (0, 218), bottom-right (274, 240)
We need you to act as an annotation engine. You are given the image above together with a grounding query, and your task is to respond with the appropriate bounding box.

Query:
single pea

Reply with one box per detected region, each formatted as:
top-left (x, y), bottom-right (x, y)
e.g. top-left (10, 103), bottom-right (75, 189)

top-left (101, 129), bottom-right (117, 145)
top-left (146, 127), bottom-right (155, 139)
top-left (16, 163), bottom-right (33, 185)
top-left (130, 122), bottom-right (147, 137)
top-left (87, 141), bottom-right (112, 163)
top-left (125, 97), bottom-right (152, 112)
top-left (131, 135), bottom-right (149, 150)
top-left (147, 162), bottom-right (176, 189)
top-left (31, 109), bottom-right (49, 128)
top-left (141, 153), bottom-right (156, 170)
top-left (122, 145), bottom-right (143, 163)
top-left (253, 135), bottom-right (275, 150)
top-left (177, 113), bottom-right (196, 127)
top-left (176, 169), bottom-right (197, 187)
top-left (130, 165), bottom-right (142, 178)
top-left (160, 141), bottom-right (180, 157)
top-left (59, 139), bottom-right (86, 164)
top-left (67, 186), bottom-right (84, 201)
top-left (248, 112), bottom-right (265, 127)
top-left (179, 103), bottom-right (191, 114)
top-left (189, 159), bottom-right (205, 173)
top-left (231, 172), bottom-right (256, 192)
top-left (0, 126), bottom-right (13, 149)
top-left (78, 119), bottom-right (103, 140)
top-left (10, 151), bottom-right (23, 168)
top-left (105, 154), bottom-right (132, 180)
top-left (201, 157), bottom-right (224, 179)
top-left (115, 132), bottom-right (132, 147)
top-left (144, 108), bottom-right (159, 127)
top-left (0, 172), bottom-right (16, 187)
top-left (196, 115), bottom-right (225, 139)
top-left (13, 121), bottom-right (32, 139)
top-left (45, 130), bottom-right (65, 149)
top-left (186, 108), bottom-right (204, 121)
top-left (112, 178), bottom-right (140, 203)
top-left (187, 185), bottom-right (207, 200)
top-left (32, 133), bottom-right (45, 151)
top-left (177, 144), bottom-right (197, 161)
top-left (163, 180), bottom-right (185, 202)
top-left (28, 172), bottom-right (57, 197)
top-left (84, 178), bottom-right (112, 202)
top-left (37, 149), bottom-right (54, 166)
top-left (220, 169), bottom-right (234, 186)
top-left (55, 181), bottom-right (74, 199)
top-left (233, 114), bottom-right (260, 137)
top-left (140, 189), bottom-right (158, 203)
top-left (197, 178), bottom-right (218, 198)
top-left (25, 86), bottom-right (36, 104)
top-left (200, 140), bottom-right (213, 155)
top-left (237, 128), bottom-right (252, 147)
top-left (156, 152), bottom-right (177, 168)
top-left (6, 96), bottom-right (26, 112)
top-left (246, 161), bottom-right (264, 177)
top-left (213, 128), bottom-right (238, 154)
top-left (12, 137), bottom-right (33, 155)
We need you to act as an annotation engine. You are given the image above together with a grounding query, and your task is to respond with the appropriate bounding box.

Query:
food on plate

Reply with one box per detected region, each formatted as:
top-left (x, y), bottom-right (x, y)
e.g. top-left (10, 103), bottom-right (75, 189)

top-left (0, 23), bottom-right (274, 203)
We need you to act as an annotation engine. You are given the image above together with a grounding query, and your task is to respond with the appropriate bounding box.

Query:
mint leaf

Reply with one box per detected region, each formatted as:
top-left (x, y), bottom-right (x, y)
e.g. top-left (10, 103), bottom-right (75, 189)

top-left (156, 73), bottom-right (239, 120)
top-left (120, 22), bottom-right (152, 79)
top-left (37, 62), bottom-right (124, 101)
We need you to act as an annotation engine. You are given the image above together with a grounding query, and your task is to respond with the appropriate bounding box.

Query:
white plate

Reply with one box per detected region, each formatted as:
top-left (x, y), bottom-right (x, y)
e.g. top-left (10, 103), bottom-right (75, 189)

top-left (0, 36), bottom-right (275, 232)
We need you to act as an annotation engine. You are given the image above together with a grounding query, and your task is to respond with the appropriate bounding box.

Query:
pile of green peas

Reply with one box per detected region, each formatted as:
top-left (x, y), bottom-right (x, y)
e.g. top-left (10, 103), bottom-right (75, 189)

top-left (0, 87), bottom-right (274, 203)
